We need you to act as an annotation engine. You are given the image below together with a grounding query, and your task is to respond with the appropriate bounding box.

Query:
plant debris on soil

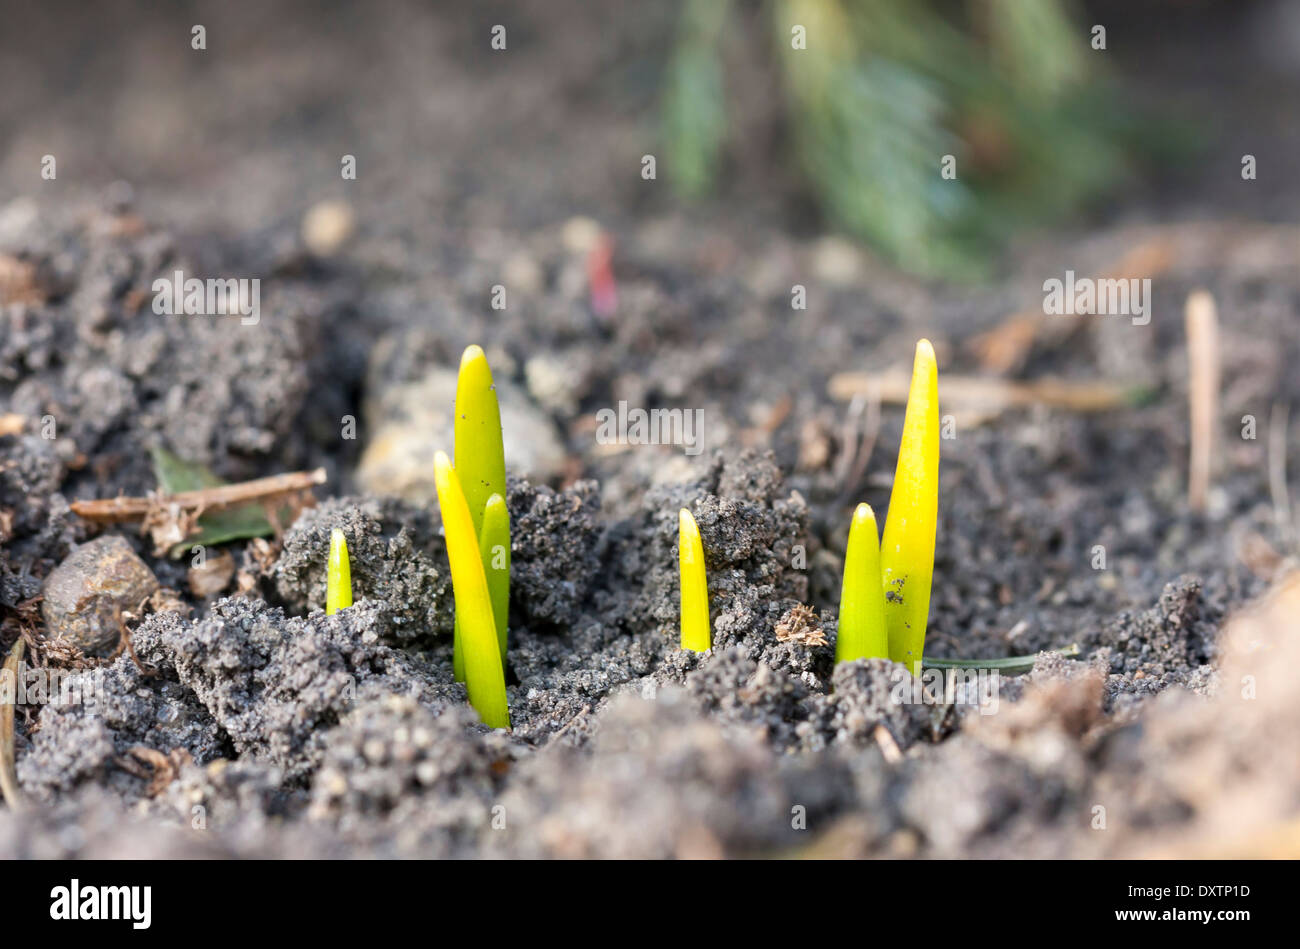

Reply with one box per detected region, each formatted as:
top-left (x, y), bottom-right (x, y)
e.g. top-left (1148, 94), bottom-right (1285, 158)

top-left (2, 1), bottom-right (1300, 859)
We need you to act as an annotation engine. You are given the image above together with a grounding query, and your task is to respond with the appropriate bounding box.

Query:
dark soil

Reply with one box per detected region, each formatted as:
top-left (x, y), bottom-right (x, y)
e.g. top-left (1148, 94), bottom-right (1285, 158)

top-left (2, 1), bottom-right (1299, 858)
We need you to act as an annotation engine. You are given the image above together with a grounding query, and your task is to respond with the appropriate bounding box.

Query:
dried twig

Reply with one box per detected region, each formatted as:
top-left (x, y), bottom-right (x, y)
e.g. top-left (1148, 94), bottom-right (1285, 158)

top-left (834, 383), bottom-right (882, 504)
top-left (968, 237), bottom-right (1176, 374)
top-left (828, 368), bottom-right (1145, 419)
top-left (10, 594), bottom-right (91, 671)
top-left (70, 468), bottom-right (327, 523)
top-left (109, 604), bottom-right (156, 677)
top-left (872, 724), bottom-right (903, 764)
top-left (1, 638), bottom-right (25, 811)
top-left (1185, 291), bottom-right (1220, 513)
top-left (550, 703), bottom-right (592, 744)
top-left (922, 643), bottom-right (1081, 675)
top-left (1269, 402), bottom-right (1294, 550)
top-left (118, 747), bottom-right (193, 797)
top-left (833, 393), bottom-right (868, 488)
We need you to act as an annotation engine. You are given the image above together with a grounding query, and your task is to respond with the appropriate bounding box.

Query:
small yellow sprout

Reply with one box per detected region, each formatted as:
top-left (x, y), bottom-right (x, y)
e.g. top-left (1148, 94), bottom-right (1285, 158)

top-left (678, 508), bottom-right (711, 652)
top-left (836, 503), bottom-right (888, 663)
top-left (434, 451), bottom-right (510, 730)
top-left (479, 492), bottom-right (511, 662)
top-left (880, 339), bottom-right (940, 671)
top-left (326, 528), bottom-right (352, 616)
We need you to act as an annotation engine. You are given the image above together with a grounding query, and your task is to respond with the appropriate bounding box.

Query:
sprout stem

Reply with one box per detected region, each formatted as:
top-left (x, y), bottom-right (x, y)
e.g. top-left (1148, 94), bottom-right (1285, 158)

top-left (881, 339), bottom-right (940, 668)
top-left (326, 527), bottom-right (352, 615)
top-left (678, 508), bottom-right (711, 652)
top-left (836, 503), bottom-right (888, 662)
top-left (453, 344), bottom-right (509, 682)
top-left (479, 493), bottom-right (511, 662)
top-left (434, 451), bottom-right (510, 730)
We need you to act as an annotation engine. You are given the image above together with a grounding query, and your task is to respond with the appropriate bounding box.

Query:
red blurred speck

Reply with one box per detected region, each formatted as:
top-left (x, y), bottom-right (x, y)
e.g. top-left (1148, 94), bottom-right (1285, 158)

top-left (586, 233), bottom-right (618, 320)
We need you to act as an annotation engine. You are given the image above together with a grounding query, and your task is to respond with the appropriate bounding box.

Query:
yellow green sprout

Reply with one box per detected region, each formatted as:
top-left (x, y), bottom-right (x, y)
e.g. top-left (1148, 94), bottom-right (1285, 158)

top-left (880, 339), bottom-right (940, 671)
top-left (434, 450), bottom-right (510, 730)
top-left (326, 527), bottom-right (352, 616)
top-left (835, 503), bottom-right (888, 663)
top-left (479, 492), bottom-right (511, 662)
top-left (678, 508), bottom-right (711, 652)
top-left (453, 344), bottom-right (509, 681)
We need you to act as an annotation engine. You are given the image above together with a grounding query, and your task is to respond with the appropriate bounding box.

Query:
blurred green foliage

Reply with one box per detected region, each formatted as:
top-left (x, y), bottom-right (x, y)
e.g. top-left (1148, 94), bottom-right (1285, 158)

top-left (663, 0), bottom-right (1161, 279)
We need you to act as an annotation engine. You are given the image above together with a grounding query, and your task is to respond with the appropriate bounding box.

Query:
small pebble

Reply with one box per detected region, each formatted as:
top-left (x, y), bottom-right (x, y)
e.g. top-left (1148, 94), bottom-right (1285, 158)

top-left (40, 535), bottom-right (159, 655)
top-left (301, 199), bottom-right (355, 257)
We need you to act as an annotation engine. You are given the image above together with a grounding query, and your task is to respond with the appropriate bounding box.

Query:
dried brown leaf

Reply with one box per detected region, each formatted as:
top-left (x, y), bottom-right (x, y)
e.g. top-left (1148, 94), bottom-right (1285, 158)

top-left (774, 604), bottom-right (828, 647)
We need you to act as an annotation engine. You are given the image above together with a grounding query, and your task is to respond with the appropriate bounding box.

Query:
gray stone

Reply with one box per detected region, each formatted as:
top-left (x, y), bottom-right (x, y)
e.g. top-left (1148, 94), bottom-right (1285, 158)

top-left (357, 366), bottom-right (566, 503)
top-left (40, 535), bottom-right (159, 655)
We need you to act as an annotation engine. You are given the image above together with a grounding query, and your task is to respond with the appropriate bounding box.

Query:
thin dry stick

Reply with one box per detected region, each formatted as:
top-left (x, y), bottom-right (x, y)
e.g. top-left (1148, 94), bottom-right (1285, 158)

top-left (1269, 402), bottom-right (1294, 550)
top-left (1, 638), bottom-right (24, 811)
top-left (832, 392), bottom-right (868, 486)
top-left (968, 236), bottom-right (1177, 374)
top-left (1185, 291), bottom-right (1220, 513)
top-left (828, 369), bottom-right (1140, 415)
top-left (835, 383), bottom-right (882, 504)
top-left (70, 468), bottom-right (327, 523)
top-left (872, 723), bottom-right (902, 764)
top-left (550, 703), bottom-right (592, 744)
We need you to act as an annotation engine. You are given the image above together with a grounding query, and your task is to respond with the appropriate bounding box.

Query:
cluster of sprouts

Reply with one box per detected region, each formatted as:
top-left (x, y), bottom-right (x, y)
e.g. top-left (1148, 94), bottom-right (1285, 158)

top-left (846, 339), bottom-right (939, 670)
top-left (327, 345), bottom-right (512, 730)
top-left (677, 339), bottom-right (939, 670)
top-left (328, 339), bottom-right (939, 730)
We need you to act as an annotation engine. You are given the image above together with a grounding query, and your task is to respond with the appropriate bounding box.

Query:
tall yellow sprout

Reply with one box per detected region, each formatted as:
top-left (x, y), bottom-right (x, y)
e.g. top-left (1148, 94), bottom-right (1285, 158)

top-left (453, 344), bottom-right (509, 680)
top-left (880, 339), bottom-right (939, 671)
top-left (434, 451), bottom-right (510, 730)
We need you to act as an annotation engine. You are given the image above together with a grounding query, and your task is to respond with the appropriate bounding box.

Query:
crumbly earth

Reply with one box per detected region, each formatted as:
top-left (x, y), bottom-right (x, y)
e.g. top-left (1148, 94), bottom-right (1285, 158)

top-left (2, 2), bottom-right (1300, 858)
top-left (273, 496), bottom-right (453, 645)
